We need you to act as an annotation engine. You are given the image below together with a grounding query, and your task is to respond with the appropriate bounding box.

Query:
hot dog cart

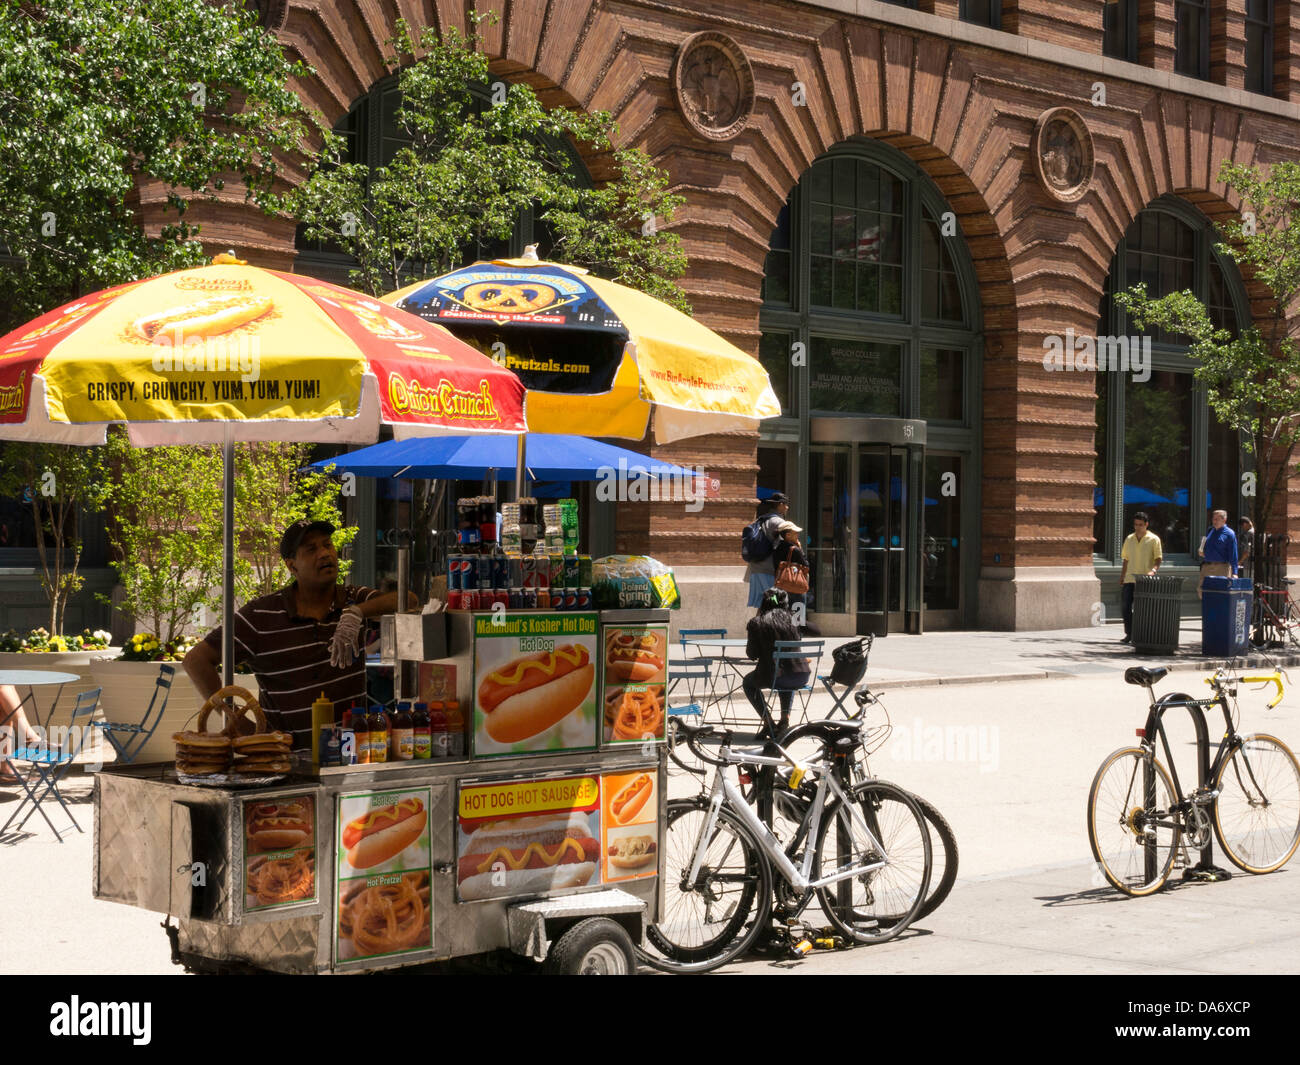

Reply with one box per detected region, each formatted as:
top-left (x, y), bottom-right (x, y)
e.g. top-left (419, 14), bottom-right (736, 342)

top-left (92, 607), bottom-right (671, 975)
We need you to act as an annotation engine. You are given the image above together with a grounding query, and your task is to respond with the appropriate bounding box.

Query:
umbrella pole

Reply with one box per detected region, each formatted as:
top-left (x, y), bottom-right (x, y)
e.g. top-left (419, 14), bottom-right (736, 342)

top-left (515, 433), bottom-right (527, 500)
top-left (222, 433), bottom-right (235, 688)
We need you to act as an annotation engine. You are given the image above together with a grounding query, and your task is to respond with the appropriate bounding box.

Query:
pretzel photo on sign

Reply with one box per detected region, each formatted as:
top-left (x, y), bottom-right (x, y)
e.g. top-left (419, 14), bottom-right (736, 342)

top-left (198, 685), bottom-right (266, 738)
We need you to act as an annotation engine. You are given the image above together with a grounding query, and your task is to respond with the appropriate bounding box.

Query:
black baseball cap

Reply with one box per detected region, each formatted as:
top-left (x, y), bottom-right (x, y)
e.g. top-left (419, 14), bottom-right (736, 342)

top-left (767, 492), bottom-right (791, 504)
top-left (279, 518), bottom-right (336, 559)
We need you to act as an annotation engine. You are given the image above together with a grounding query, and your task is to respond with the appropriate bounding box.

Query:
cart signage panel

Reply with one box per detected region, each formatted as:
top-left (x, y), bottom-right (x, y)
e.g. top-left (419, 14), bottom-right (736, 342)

top-left (472, 611), bottom-right (600, 757)
top-left (242, 795), bottom-right (318, 912)
top-left (334, 786), bottom-right (433, 965)
top-left (601, 770), bottom-right (659, 883)
top-left (600, 621), bottom-right (668, 746)
top-left (456, 773), bottom-right (603, 903)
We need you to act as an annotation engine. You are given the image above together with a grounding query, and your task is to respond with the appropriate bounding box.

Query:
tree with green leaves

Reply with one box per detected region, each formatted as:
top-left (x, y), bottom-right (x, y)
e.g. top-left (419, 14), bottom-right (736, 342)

top-left (100, 433), bottom-right (226, 645)
top-left (292, 17), bottom-right (689, 310)
top-left (0, 0), bottom-right (317, 335)
top-left (1116, 161), bottom-right (1300, 565)
top-left (0, 442), bottom-right (111, 633)
top-left (234, 444), bottom-right (357, 601)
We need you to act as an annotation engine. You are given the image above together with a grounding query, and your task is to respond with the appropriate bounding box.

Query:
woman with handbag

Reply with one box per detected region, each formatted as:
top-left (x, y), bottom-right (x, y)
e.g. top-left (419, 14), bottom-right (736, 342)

top-left (772, 519), bottom-right (810, 611)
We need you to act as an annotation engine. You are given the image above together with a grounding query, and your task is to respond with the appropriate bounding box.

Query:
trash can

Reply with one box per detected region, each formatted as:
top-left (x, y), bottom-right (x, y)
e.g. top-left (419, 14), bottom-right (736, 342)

top-left (1133, 575), bottom-right (1184, 655)
top-left (1202, 576), bottom-right (1252, 657)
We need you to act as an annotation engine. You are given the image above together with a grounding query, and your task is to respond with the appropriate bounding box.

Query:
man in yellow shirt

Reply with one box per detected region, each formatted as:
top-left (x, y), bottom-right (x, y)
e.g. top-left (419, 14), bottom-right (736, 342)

top-left (1119, 511), bottom-right (1163, 643)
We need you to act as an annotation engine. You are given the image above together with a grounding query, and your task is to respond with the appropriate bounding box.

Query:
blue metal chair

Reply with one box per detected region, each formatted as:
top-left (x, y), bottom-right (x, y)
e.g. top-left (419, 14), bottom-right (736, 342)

top-left (667, 659), bottom-right (711, 719)
top-left (760, 640), bottom-right (825, 732)
top-left (679, 629), bottom-right (742, 711)
top-left (94, 664), bottom-right (175, 765)
top-left (2, 686), bottom-right (101, 841)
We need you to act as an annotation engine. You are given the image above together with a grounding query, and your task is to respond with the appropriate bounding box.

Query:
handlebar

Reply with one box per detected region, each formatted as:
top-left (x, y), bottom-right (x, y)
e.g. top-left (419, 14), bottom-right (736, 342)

top-left (1204, 669), bottom-right (1286, 710)
top-left (675, 718), bottom-right (803, 771)
top-left (1242, 672), bottom-right (1286, 710)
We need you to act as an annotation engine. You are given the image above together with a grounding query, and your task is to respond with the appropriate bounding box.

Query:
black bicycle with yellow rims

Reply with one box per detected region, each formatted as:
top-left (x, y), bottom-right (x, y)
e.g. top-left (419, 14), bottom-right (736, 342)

top-left (1088, 665), bottom-right (1300, 896)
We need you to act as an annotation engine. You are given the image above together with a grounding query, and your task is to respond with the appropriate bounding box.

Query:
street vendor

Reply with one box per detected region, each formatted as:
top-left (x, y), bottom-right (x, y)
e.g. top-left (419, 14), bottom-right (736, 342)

top-left (183, 518), bottom-right (416, 751)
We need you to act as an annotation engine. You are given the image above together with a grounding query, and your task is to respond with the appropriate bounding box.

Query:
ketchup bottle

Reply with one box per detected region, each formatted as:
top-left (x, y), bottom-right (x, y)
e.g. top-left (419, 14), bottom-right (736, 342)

top-left (429, 701), bottom-right (448, 759)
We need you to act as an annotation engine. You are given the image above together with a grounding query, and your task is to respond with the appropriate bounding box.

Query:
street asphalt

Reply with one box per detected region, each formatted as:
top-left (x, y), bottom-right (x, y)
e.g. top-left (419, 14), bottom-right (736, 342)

top-left (3, 618), bottom-right (1297, 975)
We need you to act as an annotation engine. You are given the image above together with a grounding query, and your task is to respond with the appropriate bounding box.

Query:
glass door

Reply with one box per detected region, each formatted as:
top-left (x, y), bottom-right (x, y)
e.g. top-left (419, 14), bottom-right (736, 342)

top-left (808, 448), bottom-right (851, 617)
top-left (857, 446), bottom-right (907, 635)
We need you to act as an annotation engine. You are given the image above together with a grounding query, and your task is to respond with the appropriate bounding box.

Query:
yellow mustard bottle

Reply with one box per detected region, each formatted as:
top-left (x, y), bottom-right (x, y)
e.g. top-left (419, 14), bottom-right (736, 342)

top-left (311, 691), bottom-right (333, 766)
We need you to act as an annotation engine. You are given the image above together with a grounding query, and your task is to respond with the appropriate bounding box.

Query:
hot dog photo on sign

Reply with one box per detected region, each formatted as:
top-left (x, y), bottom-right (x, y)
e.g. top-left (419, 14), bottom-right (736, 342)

top-left (601, 624), bottom-right (668, 745)
top-left (473, 620), bottom-right (600, 756)
top-left (335, 788), bottom-right (433, 963)
top-left (602, 771), bottom-right (659, 884)
top-left (456, 775), bottom-right (603, 903)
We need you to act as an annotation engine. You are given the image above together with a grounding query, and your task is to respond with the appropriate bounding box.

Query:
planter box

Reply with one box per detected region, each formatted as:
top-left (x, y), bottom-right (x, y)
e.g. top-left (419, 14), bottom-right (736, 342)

top-left (90, 660), bottom-right (260, 766)
top-left (0, 653), bottom-right (259, 767)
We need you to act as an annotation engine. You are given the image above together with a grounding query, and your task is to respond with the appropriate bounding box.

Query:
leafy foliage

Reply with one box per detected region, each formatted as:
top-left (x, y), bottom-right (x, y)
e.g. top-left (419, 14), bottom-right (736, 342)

top-left (1115, 161), bottom-right (1300, 547)
top-left (0, 0), bottom-right (318, 334)
top-left (234, 444), bottom-right (356, 601)
top-left (291, 17), bottom-right (688, 308)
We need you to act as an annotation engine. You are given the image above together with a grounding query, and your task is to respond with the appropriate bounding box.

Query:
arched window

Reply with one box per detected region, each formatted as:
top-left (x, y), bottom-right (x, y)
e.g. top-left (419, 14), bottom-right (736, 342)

top-left (759, 142), bottom-right (981, 626)
top-left (759, 145), bottom-right (979, 421)
top-left (1093, 199), bottom-right (1249, 561)
top-left (294, 76), bottom-right (591, 285)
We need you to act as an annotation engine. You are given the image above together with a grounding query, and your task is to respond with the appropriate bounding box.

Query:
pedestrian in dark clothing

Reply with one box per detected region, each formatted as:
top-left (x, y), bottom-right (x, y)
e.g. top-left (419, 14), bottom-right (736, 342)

top-left (1239, 517), bottom-right (1255, 581)
top-left (742, 588), bottom-right (812, 734)
top-left (744, 492), bottom-right (789, 608)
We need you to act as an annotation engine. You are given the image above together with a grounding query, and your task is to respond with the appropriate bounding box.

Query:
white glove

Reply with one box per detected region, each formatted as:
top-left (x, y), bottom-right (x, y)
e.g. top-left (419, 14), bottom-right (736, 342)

top-left (330, 605), bottom-right (364, 669)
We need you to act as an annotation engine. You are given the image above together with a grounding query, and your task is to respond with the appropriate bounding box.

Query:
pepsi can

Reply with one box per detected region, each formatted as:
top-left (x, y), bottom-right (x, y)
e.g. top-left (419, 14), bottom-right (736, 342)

top-left (477, 555), bottom-right (492, 588)
top-left (490, 553), bottom-right (508, 590)
top-left (576, 586), bottom-right (592, 609)
top-left (563, 589), bottom-right (578, 610)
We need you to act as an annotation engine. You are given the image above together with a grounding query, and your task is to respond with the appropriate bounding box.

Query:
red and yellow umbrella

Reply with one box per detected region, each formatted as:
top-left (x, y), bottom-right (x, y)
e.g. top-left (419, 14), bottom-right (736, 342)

top-left (0, 257), bottom-right (528, 686)
top-left (0, 260), bottom-right (526, 444)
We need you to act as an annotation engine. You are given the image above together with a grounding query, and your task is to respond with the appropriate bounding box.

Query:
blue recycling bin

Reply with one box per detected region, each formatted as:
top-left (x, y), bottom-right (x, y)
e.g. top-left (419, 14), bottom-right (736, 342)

top-left (1201, 576), bottom-right (1252, 657)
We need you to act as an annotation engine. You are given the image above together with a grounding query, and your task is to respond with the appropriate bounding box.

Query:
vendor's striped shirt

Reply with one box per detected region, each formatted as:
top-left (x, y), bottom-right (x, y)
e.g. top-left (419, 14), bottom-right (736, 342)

top-left (203, 583), bottom-right (379, 750)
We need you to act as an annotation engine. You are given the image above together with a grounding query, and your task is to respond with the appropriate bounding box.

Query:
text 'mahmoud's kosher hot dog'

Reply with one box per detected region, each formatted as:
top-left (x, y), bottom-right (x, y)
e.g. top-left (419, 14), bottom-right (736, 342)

top-left (477, 644), bottom-right (595, 743)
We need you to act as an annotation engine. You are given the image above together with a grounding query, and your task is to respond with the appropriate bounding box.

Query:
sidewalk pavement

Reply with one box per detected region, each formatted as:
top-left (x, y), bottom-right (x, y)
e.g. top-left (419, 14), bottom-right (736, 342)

top-left (673, 620), bottom-right (1300, 691)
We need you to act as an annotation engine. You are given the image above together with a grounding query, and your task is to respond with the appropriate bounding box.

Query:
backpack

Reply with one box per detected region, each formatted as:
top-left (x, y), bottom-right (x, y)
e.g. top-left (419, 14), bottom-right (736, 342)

top-left (741, 517), bottom-right (775, 563)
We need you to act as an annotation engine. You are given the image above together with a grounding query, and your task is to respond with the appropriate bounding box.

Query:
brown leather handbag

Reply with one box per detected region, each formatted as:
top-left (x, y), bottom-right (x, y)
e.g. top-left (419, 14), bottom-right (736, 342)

top-left (775, 559), bottom-right (809, 595)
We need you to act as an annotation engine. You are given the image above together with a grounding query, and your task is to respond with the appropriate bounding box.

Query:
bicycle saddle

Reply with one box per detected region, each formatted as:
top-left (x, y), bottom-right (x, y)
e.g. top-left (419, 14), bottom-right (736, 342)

top-left (1123, 666), bottom-right (1169, 688)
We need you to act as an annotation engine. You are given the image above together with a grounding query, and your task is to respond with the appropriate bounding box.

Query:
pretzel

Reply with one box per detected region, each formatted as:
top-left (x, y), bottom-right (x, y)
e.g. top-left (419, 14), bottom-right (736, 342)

top-left (340, 872), bottom-right (429, 955)
top-left (612, 688), bottom-right (664, 741)
top-left (247, 853), bottom-right (315, 906)
top-left (462, 281), bottom-right (556, 314)
top-left (198, 686), bottom-right (266, 739)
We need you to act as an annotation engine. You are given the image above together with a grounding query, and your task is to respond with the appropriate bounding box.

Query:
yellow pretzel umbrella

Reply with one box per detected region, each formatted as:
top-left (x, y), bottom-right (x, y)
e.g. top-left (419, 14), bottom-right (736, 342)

top-left (384, 250), bottom-right (781, 443)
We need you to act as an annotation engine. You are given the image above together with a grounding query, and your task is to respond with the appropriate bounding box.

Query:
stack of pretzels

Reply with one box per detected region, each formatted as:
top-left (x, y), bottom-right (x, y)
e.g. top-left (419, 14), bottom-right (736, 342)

top-left (174, 686), bottom-right (291, 781)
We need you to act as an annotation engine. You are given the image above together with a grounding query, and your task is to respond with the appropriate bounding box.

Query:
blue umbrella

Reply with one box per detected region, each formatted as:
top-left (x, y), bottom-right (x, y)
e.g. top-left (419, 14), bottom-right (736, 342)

top-left (310, 433), bottom-right (697, 482)
top-left (1122, 485), bottom-right (1171, 506)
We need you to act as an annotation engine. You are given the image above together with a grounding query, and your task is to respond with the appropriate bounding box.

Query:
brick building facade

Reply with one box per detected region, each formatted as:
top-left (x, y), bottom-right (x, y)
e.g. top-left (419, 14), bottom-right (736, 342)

top-left (131, 0), bottom-right (1300, 635)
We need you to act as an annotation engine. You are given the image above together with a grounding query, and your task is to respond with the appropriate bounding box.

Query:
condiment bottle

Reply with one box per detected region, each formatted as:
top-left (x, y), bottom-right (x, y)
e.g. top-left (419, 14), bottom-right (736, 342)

top-left (367, 705), bottom-right (388, 764)
top-left (412, 702), bottom-right (431, 759)
top-left (445, 700), bottom-right (464, 759)
top-left (429, 701), bottom-right (448, 759)
top-left (350, 705), bottom-right (369, 765)
top-left (310, 691), bottom-right (333, 767)
top-left (391, 701), bottom-right (414, 761)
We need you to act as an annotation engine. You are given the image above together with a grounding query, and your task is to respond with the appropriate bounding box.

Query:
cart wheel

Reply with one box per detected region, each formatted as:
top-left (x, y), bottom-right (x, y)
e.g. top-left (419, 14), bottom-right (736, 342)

top-left (542, 918), bottom-right (637, 975)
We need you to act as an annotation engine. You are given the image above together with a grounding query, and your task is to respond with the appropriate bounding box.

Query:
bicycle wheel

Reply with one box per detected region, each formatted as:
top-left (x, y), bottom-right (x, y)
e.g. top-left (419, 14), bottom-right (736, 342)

top-left (1213, 733), bottom-right (1300, 874)
top-left (911, 793), bottom-right (959, 920)
top-left (813, 780), bottom-right (930, 944)
top-left (640, 798), bottom-right (773, 973)
top-left (1087, 746), bottom-right (1179, 896)
top-left (666, 716), bottom-right (707, 777)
